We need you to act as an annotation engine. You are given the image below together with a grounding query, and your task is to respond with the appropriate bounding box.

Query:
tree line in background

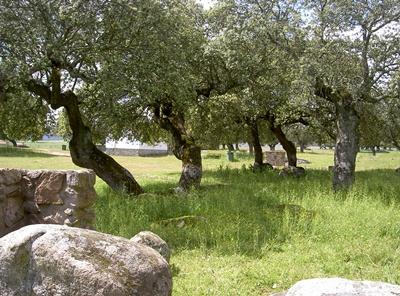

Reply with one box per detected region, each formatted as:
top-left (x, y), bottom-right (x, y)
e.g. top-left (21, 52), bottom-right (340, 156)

top-left (0, 0), bottom-right (399, 194)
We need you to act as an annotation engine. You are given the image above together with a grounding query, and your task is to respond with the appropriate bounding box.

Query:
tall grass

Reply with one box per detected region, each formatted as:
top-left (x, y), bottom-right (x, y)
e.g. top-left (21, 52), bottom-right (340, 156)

top-left (1, 147), bottom-right (400, 295)
top-left (94, 165), bottom-right (400, 295)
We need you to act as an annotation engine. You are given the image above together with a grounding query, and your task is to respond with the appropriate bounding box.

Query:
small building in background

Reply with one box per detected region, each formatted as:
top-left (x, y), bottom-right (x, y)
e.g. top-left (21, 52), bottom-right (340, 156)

top-left (105, 138), bottom-right (168, 156)
top-left (42, 134), bottom-right (63, 141)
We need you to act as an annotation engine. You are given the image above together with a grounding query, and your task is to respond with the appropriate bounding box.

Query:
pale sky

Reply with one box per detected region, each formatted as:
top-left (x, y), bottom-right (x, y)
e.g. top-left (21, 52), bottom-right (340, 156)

top-left (197, 0), bottom-right (216, 9)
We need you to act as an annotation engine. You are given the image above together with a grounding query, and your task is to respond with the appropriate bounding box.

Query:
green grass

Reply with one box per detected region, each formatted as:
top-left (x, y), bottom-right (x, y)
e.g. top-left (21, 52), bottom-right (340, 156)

top-left (1, 145), bottom-right (400, 295)
top-left (25, 140), bottom-right (68, 151)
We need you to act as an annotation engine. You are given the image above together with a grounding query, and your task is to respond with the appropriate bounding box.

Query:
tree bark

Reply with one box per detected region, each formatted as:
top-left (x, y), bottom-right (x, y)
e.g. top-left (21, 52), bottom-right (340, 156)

top-left (178, 144), bottom-right (202, 190)
top-left (154, 103), bottom-right (202, 191)
top-left (235, 143), bottom-right (240, 150)
top-left (9, 139), bottom-right (17, 147)
top-left (300, 143), bottom-right (305, 153)
top-left (64, 93), bottom-right (144, 194)
top-left (333, 101), bottom-right (359, 191)
top-left (315, 78), bottom-right (359, 191)
top-left (248, 120), bottom-right (263, 166)
top-left (27, 79), bottom-right (144, 195)
top-left (248, 142), bottom-right (254, 155)
top-left (227, 143), bottom-right (235, 151)
top-left (270, 125), bottom-right (297, 167)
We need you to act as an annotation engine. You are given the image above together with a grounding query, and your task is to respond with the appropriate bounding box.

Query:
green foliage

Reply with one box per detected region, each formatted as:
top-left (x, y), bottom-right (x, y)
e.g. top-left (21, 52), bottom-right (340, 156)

top-left (82, 0), bottom-right (207, 144)
top-left (0, 91), bottom-right (49, 141)
top-left (54, 109), bottom-right (72, 141)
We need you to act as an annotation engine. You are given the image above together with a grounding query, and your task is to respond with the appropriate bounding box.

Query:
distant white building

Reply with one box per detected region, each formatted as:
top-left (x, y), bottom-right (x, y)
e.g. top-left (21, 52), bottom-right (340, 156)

top-left (42, 134), bottom-right (63, 141)
top-left (105, 138), bottom-right (168, 156)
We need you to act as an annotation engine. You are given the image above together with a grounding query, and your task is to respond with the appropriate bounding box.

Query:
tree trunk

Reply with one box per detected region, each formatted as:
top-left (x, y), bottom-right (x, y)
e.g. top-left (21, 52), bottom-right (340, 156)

top-left (27, 75), bottom-right (144, 195)
top-left (64, 93), bottom-right (144, 195)
top-left (300, 143), bottom-right (305, 153)
top-left (235, 143), bottom-right (240, 150)
top-left (333, 102), bottom-right (359, 191)
top-left (178, 144), bottom-right (202, 190)
top-left (270, 125), bottom-right (297, 167)
top-left (371, 146), bottom-right (376, 156)
top-left (227, 143), bottom-right (235, 151)
top-left (222, 144), bottom-right (226, 150)
top-left (314, 77), bottom-right (359, 191)
top-left (0, 131), bottom-right (17, 147)
top-left (248, 142), bottom-right (254, 155)
top-left (249, 120), bottom-right (263, 166)
top-left (9, 139), bottom-right (17, 147)
top-left (154, 103), bottom-right (202, 191)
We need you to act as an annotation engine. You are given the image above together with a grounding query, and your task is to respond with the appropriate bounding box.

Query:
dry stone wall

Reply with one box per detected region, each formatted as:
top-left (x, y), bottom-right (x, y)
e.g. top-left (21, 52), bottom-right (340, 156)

top-left (265, 151), bottom-right (287, 166)
top-left (0, 169), bottom-right (96, 237)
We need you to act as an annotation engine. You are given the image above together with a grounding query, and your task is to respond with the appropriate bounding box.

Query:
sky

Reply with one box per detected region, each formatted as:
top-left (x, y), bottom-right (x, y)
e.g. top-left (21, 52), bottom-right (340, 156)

top-left (197, 0), bottom-right (216, 9)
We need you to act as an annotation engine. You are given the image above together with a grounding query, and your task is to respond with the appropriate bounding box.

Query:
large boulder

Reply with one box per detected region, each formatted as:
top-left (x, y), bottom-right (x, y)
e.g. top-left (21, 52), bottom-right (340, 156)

top-left (281, 278), bottom-right (400, 296)
top-left (0, 224), bottom-right (172, 296)
top-left (131, 231), bottom-right (171, 263)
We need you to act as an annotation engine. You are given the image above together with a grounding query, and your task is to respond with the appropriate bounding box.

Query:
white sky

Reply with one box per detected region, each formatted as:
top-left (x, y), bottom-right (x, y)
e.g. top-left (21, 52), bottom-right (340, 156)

top-left (197, 0), bottom-right (216, 9)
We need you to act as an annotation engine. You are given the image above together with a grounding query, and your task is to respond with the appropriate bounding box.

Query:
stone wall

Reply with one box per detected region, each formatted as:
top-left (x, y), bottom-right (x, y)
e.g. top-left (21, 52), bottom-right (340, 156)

top-left (265, 151), bottom-right (287, 166)
top-left (106, 148), bottom-right (169, 157)
top-left (0, 169), bottom-right (96, 237)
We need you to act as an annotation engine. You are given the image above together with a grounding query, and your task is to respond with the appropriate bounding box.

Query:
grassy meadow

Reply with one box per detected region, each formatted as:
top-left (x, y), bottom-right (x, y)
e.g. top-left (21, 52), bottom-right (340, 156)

top-left (1, 144), bottom-right (400, 295)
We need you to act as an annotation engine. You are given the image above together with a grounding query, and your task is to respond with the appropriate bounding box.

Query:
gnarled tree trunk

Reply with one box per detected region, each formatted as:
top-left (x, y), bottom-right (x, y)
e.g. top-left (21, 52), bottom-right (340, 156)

top-left (154, 103), bottom-right (202, 191)
top-left (333, 101), bottom-right (359, 191)
top-left (270, 125), bottom-right (297, 167)
top-left (27, 79), bottom-right (143, 195)
top-left (64, 93), bottom-right (143, 194)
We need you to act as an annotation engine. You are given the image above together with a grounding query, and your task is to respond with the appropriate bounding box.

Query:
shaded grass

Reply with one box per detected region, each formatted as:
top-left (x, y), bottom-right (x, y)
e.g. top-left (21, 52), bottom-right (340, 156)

top-left (0, 146), bottom-right (58, 158)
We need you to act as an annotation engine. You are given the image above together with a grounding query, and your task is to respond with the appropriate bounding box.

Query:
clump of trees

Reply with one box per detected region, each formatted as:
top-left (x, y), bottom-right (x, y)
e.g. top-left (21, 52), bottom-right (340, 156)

top-left (1, 0), bottom-right (398, 194)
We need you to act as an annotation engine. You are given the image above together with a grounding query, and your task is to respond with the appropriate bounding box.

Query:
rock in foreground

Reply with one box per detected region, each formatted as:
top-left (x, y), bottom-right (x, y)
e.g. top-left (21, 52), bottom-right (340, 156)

top-left (131, 231), bottom-right (171, 263)
top-left (0, 224), bottom-right (172, 296)
top-left (281, 278), bottom-right (400, 296)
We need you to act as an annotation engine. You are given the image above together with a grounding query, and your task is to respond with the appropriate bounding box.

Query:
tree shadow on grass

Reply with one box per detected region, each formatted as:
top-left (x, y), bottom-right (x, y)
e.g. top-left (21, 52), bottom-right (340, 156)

top-left (96, 168), bottom-right (320, 258)
top-left (0, 147), bottom-right (62, 158)
top-left (96, 167), bottom-right (399, 258)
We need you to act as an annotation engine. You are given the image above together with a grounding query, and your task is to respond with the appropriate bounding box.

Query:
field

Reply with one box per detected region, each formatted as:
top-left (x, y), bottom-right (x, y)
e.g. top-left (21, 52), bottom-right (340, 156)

top-left (1, 144), bottom-right (400, 295)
